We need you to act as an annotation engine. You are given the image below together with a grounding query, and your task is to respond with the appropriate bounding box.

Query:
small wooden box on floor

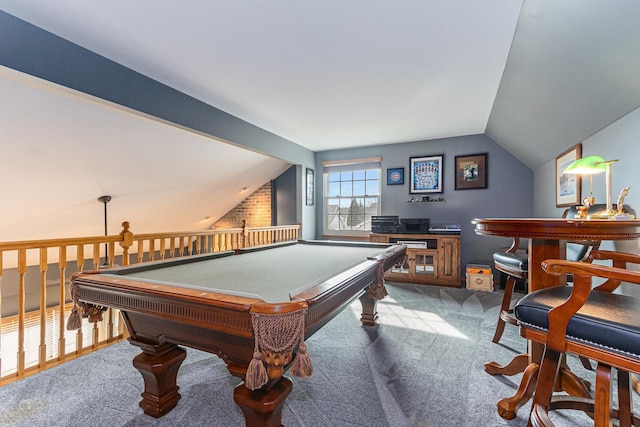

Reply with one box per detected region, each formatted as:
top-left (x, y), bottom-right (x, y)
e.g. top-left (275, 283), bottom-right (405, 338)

top-left (466, 264), bottom-right (493, 291)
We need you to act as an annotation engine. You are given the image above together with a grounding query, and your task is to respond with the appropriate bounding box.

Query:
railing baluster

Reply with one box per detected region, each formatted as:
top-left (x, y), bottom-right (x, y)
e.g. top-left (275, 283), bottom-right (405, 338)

top-left (92, 319), bottom-right (99, 349)
top-left (17, 249), bottom-right (26, 375)
top-left (38, 248), bottom-right (47, 368)
top-left (204, 235), bottom-right (211, 253)
top-left (108, 241), bottom-right (115, 267)
top-left (77, 244), bottom-right (85, 272)
top-left (148, 239), bottom-right (155, 262)
top-left (160, 238), bottom-right (166, 260)
top-left (0, 250), bottom-right (3, 376)
top-left (58, 247), bottom-right (67, 361)
top-left (137, 240), bottom-right (145, 264)
top-left (92, 243), bottom-right (100, 270)
top-left (107, 307), bottom-right (114, 342)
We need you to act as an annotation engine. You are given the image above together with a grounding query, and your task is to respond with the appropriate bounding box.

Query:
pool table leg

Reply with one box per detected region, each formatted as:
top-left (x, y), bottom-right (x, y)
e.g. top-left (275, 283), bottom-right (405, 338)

top-left (359, 293), bottom-right (379, 326)
top-left (131, 343), bottom-right (187, 418)
top-left (360, 261), bottom-right (387, 326)
top-left (234, 377), bottom-right (292, 427)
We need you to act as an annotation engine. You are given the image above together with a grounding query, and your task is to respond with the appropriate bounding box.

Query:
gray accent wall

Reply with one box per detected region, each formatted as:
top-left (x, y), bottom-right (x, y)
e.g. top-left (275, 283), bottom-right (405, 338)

top-left (315, 134), bottom-right (534, 272)
top-left (0, 11), bottom-right (310, 164)
top-left (274, 166), bottom-right (298, 226)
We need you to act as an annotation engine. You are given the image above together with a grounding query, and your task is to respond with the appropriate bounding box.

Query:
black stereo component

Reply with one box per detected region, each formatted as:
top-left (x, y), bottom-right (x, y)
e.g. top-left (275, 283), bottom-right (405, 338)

top-left (371, 216), bottom-right (399, 233)
top-left (398, 218), bottom-right (430, 234)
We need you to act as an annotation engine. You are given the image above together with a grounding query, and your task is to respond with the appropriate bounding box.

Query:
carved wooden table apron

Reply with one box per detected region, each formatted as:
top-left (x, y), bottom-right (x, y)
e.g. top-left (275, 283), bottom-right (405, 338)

top-left (472, 218), bottom-right (640, 420)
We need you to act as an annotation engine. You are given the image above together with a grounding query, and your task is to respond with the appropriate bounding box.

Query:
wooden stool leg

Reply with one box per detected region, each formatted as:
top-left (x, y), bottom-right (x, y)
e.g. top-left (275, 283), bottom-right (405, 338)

top-left (486, 353), bottom-right (529, 376)
top-left (594, 363), bottom-right (612, 427)
top-left (617, 369), bottom-right (632, 427)
top-left (492, 276), bottom-right (516, 344)
top-left (497, 362), bottom-right (539, 420)
top-left (492, 317), bottom-right (507, 344)
top-left (632, 374), bottom-right (640, 395)
top-left (529, 347), bottom-right (562, 426)
top-left (578, 356), bottom-right (593, 371)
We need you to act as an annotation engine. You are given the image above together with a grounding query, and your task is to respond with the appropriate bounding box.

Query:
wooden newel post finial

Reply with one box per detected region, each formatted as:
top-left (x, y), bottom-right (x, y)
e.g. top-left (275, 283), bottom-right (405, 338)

top-left (119, 221), bottom-right (134, 266)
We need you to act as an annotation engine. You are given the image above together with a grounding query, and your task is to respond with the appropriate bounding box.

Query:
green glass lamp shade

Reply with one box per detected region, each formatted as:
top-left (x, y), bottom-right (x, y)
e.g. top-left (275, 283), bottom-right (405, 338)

top-left (563, 155), bottom-right (607, 175)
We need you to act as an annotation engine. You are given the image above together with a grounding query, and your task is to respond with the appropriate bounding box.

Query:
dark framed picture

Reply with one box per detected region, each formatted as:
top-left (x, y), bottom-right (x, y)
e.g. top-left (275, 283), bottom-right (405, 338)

top-left (455, 153), bottom-right (487, 190)
top-left (555, 143), bottom-right (582, 207)
top-left (410, 155), bottom-right (443, 194)
top-left (386, 168), bottom-right (404, 185)
top-left (305, 168), bottom-right (314, 206)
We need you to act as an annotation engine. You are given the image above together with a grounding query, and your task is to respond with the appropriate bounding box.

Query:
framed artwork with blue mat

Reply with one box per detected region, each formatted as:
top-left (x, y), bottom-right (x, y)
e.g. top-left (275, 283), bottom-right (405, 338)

top-left (387, 168), bottom-right (404, 185)
top-left (410, 155), bottom-right (443, 193)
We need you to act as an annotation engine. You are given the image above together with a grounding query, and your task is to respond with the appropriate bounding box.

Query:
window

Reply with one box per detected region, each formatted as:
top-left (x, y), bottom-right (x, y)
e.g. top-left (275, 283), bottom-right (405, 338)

top-left (323, 158), bottom-right (381, 235)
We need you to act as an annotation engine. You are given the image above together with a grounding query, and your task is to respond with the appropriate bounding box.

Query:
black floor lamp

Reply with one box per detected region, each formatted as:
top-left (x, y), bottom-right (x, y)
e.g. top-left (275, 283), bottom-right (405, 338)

top-left (98, 195), bottom-right (111, 267)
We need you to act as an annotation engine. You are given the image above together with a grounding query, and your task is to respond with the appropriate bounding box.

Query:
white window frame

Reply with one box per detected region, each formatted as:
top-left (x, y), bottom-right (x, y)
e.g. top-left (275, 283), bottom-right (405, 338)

top-left (322, 157), bottom-right (381, 237)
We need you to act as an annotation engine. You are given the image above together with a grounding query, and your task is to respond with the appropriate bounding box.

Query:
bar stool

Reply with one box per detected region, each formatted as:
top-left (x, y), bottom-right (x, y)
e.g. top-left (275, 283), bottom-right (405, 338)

top-left (491, 244), bottom-right (527, 343)
top-left (490, 205), bottom-right (607, 345)
top-left (516, 250), bottom-right (640, 426)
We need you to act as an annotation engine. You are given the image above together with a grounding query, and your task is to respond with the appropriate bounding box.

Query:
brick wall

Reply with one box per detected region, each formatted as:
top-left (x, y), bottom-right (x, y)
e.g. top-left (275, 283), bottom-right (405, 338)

top-left (211, 182), bottom-right (272, 229)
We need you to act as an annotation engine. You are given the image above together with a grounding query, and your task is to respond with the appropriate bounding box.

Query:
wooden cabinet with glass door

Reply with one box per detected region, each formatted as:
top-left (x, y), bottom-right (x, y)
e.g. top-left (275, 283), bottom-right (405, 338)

top-left (369, 233), bottom-right (461, 287)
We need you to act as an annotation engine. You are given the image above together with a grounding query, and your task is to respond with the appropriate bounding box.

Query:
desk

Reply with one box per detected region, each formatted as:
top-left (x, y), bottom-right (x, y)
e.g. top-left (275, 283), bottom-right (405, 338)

top-left (472, 218), bottom-right (640, 419)
top-left (69, 240), bottom-right (405, 426)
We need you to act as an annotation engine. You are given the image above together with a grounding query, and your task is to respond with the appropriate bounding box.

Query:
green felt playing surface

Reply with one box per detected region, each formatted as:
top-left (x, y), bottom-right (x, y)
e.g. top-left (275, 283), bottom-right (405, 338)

top-left (113, 243), bottom-right (391, 302)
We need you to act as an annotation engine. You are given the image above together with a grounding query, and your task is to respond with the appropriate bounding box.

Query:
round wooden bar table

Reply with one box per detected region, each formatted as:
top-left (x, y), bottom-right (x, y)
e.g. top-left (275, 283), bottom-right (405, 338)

top-left (472, 217), bottom-right (640, 420)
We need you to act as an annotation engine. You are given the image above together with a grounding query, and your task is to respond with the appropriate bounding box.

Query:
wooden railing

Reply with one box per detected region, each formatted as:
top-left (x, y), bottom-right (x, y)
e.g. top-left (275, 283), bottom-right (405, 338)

top-left (0, 222), bottom-right (301, 385)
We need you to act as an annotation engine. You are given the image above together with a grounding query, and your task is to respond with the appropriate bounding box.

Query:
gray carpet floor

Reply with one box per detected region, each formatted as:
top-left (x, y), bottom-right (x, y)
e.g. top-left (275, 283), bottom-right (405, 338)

top-left (0, 283), bottom-right (612, 426)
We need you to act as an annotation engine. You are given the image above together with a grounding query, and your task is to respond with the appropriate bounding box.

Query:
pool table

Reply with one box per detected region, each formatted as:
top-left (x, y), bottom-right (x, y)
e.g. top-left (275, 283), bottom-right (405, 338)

top-left (68, 240), bottom-right (406, 426)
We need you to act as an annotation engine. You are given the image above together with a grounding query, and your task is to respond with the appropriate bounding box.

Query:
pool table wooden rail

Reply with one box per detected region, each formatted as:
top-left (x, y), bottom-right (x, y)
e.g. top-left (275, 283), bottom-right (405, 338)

top-left (298, 245), bottom-right (406, 332)
top-left (68, 241), bottom-right (406, 426)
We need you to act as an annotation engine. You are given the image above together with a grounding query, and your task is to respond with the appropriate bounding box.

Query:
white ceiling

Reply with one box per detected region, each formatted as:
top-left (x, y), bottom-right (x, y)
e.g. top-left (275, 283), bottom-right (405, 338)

top-left (0, 0), bottom-right (523, 151)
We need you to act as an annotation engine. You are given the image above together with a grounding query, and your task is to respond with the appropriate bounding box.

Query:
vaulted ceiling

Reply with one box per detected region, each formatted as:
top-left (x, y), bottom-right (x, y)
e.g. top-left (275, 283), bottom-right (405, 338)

top-left (0, 1), bottom-right (523, 152)
top-left (1, 1), bottom-right (640, 240)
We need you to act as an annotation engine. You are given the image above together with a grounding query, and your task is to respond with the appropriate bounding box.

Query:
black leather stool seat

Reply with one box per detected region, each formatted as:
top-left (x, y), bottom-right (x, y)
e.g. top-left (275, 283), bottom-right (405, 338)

top-left (515, 286), bottom-right (640, 358)
top-left (493, 252), bottom-right (529, 271)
